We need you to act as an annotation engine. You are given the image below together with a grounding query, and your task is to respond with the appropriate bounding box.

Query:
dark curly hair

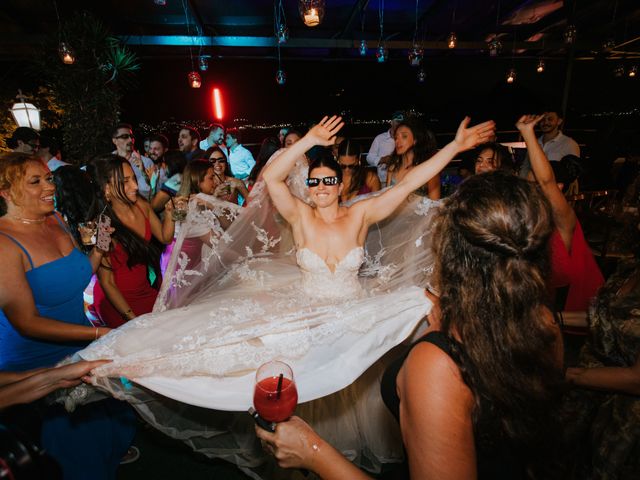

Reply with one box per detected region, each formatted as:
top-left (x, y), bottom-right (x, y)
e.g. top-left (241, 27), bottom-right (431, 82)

top-left (383, 118), bottom-right (437, 173)
top-left (432, 171), bottom-right (564, 471)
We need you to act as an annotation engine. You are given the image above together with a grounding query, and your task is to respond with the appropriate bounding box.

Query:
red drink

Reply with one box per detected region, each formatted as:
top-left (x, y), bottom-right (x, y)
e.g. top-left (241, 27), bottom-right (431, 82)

top-left (253, 376), bottom-right (298, 422)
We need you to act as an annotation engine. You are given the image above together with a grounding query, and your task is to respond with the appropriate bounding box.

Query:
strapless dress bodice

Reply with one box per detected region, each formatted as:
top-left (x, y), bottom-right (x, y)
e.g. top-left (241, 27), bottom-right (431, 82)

top-left (296, 247), bottom-right (364, 299)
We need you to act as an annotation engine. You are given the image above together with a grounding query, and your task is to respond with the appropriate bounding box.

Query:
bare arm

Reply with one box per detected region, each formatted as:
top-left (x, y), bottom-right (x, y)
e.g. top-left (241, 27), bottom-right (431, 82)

top-left (567, 353), bottom-right (640, 395)
top-left (255, 417), bottom-right (372, 480)
top-left (151, 190), bottom-right (172, 212)
top-left (362, 118), bottom-right (495, 225)
top-left (96, 257), bottom-right (136, 321)
top-left (0, 360), bottom-right (110, 410)
top-left (142, 197), bottom-right (176, 244)
top-left (398, 341), bottom-right (477, 480)
top-left (516, 115), bottom-right (576, 250)
top-left (232, 178), bottom-right (250, 202)
top-left (262, 116), bottom-right (344, 224)
top-left (0, 238), bottom-right (108, 341)
top-left (366, 170), bottom-right (382, 192)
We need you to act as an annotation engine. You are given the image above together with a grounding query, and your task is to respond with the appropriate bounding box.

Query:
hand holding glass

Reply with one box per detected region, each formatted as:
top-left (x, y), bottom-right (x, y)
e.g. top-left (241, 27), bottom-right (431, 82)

top-left (252, 361), bottom-right (298, 429)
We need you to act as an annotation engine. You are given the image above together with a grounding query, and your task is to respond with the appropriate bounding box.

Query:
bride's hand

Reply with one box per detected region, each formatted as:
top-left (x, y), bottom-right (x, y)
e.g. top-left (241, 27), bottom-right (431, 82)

top-left (306, 116), bottom-right (345, 147)
top-left (453, 117), bottom-right (496, 152)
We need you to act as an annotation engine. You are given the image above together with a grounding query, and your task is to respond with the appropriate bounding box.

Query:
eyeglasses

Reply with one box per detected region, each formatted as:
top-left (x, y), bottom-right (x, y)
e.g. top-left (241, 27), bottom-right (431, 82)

top-left (114, 134), bottom-right (134, 140)
top-left (306, 176), bottom-right (339, 187)
top-left (209, 156), bottom-right (226, 163)
top-left (339, 163), bottom-right (358, 170)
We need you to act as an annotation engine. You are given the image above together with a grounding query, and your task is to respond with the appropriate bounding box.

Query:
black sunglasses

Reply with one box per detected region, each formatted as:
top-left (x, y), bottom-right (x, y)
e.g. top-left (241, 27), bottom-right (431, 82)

top-left (306, 176), bottom-right (339, 187)
top-left (114, 134), bottom-right (134, 140)
top-left (339, 163), bottom-right (358, 170)
top-left (209, 156), bottom-right (226, 163)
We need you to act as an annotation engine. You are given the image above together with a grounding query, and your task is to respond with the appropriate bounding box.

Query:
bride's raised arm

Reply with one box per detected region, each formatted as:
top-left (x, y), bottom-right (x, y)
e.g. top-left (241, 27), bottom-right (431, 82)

top-left (262, 115), bottom-right (344, 224)
top-left (360, 117), bottom-right (496, 225)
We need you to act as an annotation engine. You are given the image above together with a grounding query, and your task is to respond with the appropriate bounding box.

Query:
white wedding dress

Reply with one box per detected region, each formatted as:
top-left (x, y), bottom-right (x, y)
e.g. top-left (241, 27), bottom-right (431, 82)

top-left (66, 151), bottom-right (439, 476)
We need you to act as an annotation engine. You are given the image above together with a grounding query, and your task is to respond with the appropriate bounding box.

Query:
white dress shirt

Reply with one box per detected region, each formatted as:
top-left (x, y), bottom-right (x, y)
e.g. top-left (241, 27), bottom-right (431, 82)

top-left (538, 132), bottom-right (580, 162)
top-left (366, 129), bottom-right (395, 183)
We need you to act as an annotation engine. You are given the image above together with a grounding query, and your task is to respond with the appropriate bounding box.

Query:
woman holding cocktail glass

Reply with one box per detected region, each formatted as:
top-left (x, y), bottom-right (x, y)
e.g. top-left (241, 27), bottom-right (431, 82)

top-left (0, 152), bottom-right (136, 479)
top-left (205, 146), bottom-right (250, 205)
top-left (86, 154), bottom-right (177, 328)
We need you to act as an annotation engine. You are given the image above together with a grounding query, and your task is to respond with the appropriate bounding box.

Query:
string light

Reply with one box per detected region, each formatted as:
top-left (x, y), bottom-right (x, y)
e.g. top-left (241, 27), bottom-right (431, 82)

top-left (199, 55), bottom-right (209, 71)
top-left (58, 42), bottom-right (75, 64)
top-left (447, 32), bottom-right (457, 49)
top-left (417, 69), bottom-right (426, 83)
top-left (275, 0), bottom-right (288, 44)
top-left (602, 38), bottom-right (616, 53)
top-left (506, 68), bottom-right (516, 84)
top-left (629, 65), bottom-right (638, 78)
top-left (408, 44), bottom-right (424, 67)
top-left (613, 64), bottom-right (625, 78)
top-left (376, 44), bottom-right (388, 63)
top-left (376, 0), bottom-right (386, 63)
top-left (488, 38), bottom-right (502, 57)
top-left (536, 58), bottom-right (545, 73)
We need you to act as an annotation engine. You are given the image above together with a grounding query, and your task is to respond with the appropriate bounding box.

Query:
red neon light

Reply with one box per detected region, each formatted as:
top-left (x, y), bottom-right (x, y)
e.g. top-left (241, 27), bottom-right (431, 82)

top-left (213, 88), bottom-right (223, 120)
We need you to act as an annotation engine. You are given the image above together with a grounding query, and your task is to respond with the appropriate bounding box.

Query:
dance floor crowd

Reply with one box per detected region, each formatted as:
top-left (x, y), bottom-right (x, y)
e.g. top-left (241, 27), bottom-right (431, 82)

top-left (0, 109), bottom-right (639, 480)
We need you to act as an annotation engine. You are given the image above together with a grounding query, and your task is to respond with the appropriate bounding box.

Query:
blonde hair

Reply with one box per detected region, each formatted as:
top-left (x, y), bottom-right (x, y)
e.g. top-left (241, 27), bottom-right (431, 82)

top-left (0, 152), bottom-right (44, 212)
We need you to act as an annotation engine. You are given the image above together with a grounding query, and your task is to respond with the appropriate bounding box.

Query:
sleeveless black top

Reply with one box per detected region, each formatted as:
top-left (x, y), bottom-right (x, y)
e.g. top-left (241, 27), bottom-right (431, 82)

top-left (380, 331), bottom-right (526, 480)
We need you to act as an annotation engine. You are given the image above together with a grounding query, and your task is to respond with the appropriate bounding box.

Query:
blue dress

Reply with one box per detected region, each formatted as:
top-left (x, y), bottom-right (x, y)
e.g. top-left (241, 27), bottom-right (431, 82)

top-left (0, 230), bottom-right (136, 480)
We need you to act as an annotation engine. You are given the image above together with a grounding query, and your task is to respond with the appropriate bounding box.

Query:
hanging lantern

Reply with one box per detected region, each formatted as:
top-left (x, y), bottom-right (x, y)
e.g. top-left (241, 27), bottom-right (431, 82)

top-left (536, 59), bottom-right (545, 73)
top-left (488, 38), bottom-right (502, 57)
top-left (188, 71), bottom-right (202, 88)
top-left (376, 44), bottom-right (388, 63)
top-left (10, 91), bottom-right (41, 131)
top-left (408, 44), bottom-right (424, 67)
top-left (602, 38), bottom-right (615, 53)
top-left (154, 0), bottom-right (167, 5)
top-left (359, 40), bottom-right (367, 56)
top-left (447, 32), bottom-right (457, 49)
top-left (563, 24), bottom-right (577, 45)
top-left (629, 65), bottom-right (638, 78)
top-left (417, 69), bottom-right (426, 83)
top-left (506, 68), bottom-right (516, 84)
top-left (299, 0), bottom-right (325, 27)
top-left (199, 55), bottom-right (209, 72)
top-left (276, 69), bottom-right (287, 85)
top-left (613, 64), bottom-right (625, 78)
top-left (58, 42), bottom-right (75, 65)
top-left (277, 24), bottom-right (289, 44)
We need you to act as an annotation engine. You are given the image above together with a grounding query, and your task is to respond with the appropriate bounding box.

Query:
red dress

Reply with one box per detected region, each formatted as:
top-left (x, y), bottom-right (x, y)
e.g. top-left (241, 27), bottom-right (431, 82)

top-left (550, 221), bottom-right (604, 311)
top-left (93, 206), bottom-right (159, 328)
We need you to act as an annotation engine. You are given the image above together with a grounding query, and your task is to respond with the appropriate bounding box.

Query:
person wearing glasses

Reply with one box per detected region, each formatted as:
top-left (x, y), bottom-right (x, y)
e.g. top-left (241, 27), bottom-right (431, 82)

top-left (7, 127), bottom-right (40, 155)
top-left (206, 146), bottom-right (250, 205)
top-left (111, 123), bottom-right (156, 200)
top-left (336, 139), bottom-right (381, 203)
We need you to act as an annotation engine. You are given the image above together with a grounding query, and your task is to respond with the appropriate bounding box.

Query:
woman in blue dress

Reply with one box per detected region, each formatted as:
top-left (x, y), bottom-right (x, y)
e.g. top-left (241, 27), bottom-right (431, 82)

top-left (0, 152), bottom-right (136, 480)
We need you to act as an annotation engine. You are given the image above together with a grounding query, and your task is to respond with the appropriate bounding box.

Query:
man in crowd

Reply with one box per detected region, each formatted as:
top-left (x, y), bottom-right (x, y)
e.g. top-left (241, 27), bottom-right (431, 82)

top-left (147, 134), bottom-right (170, 191)
top-left (111, 123), bottom-right (155, 200)
top-left (37, 135), bottom-right (69, 171)
top-left (199, 123), bottom-right (227, 156)
top-left (366, 110), bottom-right (404, 183)
top-left (178, 126), bottom-right (205, 162)
top-left (226, 128), bottom-right (255, 181)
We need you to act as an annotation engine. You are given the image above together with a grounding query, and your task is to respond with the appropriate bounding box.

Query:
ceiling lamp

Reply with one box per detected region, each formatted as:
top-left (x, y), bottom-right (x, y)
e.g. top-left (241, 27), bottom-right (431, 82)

top-left (536, 59), bottom-right (545, 73)
top-left (188, 71), bottom-right (202, 88)
top-left (376, 44), bottom-right (388, 63)
top-left (199, 55), bottom-right (209, 72)
top-left (506, 68), bottom-right (516, 84)
top-left (629, 65), bottom-right (638, 78)
top-left (447, 32), bottom-right (457, 49)
top-left (417, 69), bottom-right (426, 83)
top-left (563, 24), bottom-right (577, 45)
top-left (58, 42), bottom-right (75, 65)
top-left (488, 38), bottom-right (502, 57)
top-left (277, 24), bottom-right (289, 44)
top-left (154, 0), bottom-right (167, 5)
top-left (613, 64), bottom-right (625, 78)
top-left (276, 69), bottom-right (287, 85)
top-left (408, 44), bottom-right (423, 67)
top-left (359, 40), bottom-right (367, 56)
top-left (10, 90), bottom-right (41, 131)
top-left (299, 0), bottom-right (324, 27)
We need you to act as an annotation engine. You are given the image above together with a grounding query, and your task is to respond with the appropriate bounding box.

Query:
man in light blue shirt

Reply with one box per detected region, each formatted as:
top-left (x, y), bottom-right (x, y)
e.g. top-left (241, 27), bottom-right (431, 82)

top-left (225, 128), bottom-right (255, 181)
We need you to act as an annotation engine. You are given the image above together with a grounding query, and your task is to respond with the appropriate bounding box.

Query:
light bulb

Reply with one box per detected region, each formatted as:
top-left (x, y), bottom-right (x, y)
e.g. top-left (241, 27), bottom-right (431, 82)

top-left (199, 56), bottom-right (209, 72)
top-left (188, 71), bottom-right (202, 88)
top-left (506, 68), bottom-right (516, 84)
top-left (359, 40), bottom-right (367, 56)
top-left (276, 69), bottom-right (287, 85)
top-left (488, 38), bottom-right (502, 57)
top-left (277, 24), bottom-right (289, 44)
top-left (376, 44), bottom-right (388, 63)
top-left (629, 65), bottom-right (638, 78)
top-left (417, 69), bottom-right (426, 83)
top-left (447, 32), bottom-right (457, 49)
top-left (58, 42), bottom-right (75, 65)
top-left (614, 64), bottom-right (625, 78)
top-left (299, 1), bottom-right (325, 28)
top-left (408, 44), bottom-right (424, 67)
top-left (536, 59), bottom-right (545, 73)
top-left (602, 39), bottom-right (615, 53)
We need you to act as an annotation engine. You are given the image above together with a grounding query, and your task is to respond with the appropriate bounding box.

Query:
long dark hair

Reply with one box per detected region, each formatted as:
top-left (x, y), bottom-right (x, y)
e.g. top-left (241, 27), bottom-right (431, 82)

top-left (337, 138), bottom-right (366, 198)
top-left (53, 166), bottom-right (98, 250)
top-left (432, 172), bottom-right (563, 467)
top-left (384, 118), bottom-right (437, 172)
top-left (85, 154), bottom-right (162, 274)
top-left (204, 146), bottom-right (232, 177)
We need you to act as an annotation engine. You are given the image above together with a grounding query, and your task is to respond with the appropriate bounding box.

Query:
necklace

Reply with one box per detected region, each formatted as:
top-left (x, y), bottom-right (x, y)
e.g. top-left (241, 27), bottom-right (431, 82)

top-left (8, 214), bottom-right (47, 224)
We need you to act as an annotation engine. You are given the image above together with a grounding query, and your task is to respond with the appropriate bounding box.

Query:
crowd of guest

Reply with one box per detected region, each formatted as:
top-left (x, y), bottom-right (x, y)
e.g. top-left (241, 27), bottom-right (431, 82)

top-left (0, 107), bottom-right (639, 480)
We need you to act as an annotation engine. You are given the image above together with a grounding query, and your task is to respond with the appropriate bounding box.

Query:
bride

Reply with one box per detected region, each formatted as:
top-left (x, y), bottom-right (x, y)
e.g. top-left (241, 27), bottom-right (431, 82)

top-left (72, 115), bottom-right (495, 474)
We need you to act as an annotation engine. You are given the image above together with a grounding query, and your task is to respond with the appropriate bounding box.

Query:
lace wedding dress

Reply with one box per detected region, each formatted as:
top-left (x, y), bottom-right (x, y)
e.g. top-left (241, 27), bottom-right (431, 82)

top-left (68, 151), bottom-right (439, 476)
